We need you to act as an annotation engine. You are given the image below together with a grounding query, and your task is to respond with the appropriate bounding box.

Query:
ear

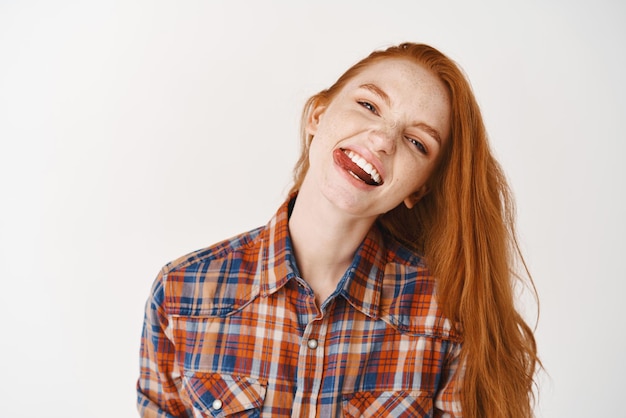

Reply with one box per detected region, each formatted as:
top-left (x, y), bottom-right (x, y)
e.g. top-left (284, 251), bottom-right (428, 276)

top-left (305, 101), bottom-right (327, 136)
top-left (403, 186), bottom-right (429, 209)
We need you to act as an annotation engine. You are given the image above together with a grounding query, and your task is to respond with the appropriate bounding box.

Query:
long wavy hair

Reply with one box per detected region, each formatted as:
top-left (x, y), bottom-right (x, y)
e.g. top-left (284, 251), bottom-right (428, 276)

top-left (288, 42), bottom-right (540, 418)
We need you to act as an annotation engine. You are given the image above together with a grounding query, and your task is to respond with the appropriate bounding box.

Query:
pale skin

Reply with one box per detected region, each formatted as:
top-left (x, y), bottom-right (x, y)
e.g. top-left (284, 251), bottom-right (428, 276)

top-left (288, 58), bottom-right (451, 304)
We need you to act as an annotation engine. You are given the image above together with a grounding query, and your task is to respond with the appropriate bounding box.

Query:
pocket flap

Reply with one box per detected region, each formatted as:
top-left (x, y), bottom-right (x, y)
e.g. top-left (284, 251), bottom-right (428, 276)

top-left (343, 390), bottom-right (433, 418)
top-left (183, 372), bottom-right (266, 416)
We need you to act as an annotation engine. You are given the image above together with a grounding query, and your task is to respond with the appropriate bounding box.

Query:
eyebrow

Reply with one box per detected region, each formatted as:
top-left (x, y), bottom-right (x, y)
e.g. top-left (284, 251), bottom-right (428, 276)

top-left (416, 123), bottom-right (442, 145)
top-left (358, 83), bottom-right (443, 145)
top-left (359, 83), bottom-right (391, 107)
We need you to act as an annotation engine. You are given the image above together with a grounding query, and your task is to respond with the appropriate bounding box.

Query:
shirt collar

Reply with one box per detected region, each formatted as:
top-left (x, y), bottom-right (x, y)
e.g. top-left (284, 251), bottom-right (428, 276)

top-left (337, 225), bottom-right (386, 319)
top-left (259, 195), bottom-right (388, 319)
top-left (259, 197), bottom-right (300, 297)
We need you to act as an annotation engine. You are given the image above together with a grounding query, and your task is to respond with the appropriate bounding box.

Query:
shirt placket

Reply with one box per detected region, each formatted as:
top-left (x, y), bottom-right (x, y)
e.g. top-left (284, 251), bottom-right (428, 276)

top-left (289, 277), bottom-right (330, 418)
top-left (292, 314), bottom-right (329, 418)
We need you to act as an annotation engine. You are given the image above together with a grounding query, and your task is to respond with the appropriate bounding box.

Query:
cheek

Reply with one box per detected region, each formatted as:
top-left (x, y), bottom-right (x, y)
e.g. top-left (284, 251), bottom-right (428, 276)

top-left (309, 122), bottom-right (340, 155)
top-left (315, 109), bottom-right (360, 138)
top-left (398, 157), bottom-right (436, 191)
top-left (307, 134), bottom-right (331, 171)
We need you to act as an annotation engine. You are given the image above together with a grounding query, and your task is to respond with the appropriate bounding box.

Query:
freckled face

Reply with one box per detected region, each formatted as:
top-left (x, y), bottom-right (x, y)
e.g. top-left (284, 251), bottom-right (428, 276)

top-left (302, 58), bottom-right (451, 219)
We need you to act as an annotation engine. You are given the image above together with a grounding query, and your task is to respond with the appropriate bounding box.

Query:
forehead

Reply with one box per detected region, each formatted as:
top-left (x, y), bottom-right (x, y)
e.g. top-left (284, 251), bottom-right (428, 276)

top-left (337, 57), bottom-right (451, 140)
top-left (344, 58), bottom-right (448, 99)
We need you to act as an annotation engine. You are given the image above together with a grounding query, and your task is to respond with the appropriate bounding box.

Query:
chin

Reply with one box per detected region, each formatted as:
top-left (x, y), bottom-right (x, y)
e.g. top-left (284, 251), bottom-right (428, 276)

top-left (321, 187), bottom-right (382, 218)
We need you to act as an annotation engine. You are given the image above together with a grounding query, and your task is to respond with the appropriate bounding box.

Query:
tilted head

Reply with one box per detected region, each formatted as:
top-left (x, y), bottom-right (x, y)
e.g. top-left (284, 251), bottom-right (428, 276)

top-left (290, 42), bottom-right (491, 251)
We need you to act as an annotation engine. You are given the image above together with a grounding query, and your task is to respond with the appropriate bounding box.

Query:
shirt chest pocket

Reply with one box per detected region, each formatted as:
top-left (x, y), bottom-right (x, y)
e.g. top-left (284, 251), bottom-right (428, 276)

top-left (342, 390), bottom-right (433, 418)
top-left (182, 372), bottom-right (267, 417)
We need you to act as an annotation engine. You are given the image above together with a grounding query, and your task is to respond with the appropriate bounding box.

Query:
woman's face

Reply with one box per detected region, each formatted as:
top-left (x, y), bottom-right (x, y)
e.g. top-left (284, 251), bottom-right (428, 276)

top-left (303, 57), bottom-right (451, 219)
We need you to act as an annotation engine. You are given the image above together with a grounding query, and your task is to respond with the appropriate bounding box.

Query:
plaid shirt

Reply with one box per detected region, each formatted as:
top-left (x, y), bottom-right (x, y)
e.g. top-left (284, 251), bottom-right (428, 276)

top-left (137, 198), bottom-right (463, 417)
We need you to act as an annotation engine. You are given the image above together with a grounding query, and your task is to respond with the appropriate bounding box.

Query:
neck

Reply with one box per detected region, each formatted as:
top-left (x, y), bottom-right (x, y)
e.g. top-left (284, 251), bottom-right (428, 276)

top-left (288, 189), bottom-right (376, 303)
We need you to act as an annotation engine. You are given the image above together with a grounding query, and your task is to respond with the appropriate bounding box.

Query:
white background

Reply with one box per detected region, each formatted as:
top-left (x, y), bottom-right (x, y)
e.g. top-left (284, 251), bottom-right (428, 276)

top-left (1, 1), bottom-right (624, 417)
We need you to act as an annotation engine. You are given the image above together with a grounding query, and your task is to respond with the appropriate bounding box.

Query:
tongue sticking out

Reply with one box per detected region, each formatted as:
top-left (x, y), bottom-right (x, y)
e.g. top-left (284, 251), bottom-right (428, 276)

top-left (333, 149), bottom-right (382, 186)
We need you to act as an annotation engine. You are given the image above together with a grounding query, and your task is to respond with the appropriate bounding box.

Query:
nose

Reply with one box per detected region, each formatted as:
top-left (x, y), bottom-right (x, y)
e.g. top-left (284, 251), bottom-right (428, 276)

top-left (369, 123), bottom-right (398, 154)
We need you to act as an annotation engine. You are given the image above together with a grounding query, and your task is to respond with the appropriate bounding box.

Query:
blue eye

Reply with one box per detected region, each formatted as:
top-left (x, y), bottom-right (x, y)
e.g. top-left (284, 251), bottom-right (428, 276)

top-left (408, 137), bottom-right (427, 154)
top-left (358, 101), bottom-right (378, 115)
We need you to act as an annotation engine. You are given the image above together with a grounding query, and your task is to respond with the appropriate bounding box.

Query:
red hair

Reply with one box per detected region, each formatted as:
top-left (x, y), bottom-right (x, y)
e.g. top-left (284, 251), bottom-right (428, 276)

top-left (289, 43), bottom-right (540, 418)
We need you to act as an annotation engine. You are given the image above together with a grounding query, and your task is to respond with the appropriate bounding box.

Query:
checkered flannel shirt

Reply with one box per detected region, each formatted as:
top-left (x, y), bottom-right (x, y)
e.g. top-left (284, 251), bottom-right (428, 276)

top-left (137, 198), bottom-right (463, 417)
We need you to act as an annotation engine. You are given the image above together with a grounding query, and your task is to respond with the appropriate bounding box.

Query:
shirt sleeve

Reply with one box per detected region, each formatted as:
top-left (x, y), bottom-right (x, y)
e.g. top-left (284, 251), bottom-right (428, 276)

top-left (433, 340), bottom-right (464, 417)
top-left (137, 270), bottom-right (191, 418)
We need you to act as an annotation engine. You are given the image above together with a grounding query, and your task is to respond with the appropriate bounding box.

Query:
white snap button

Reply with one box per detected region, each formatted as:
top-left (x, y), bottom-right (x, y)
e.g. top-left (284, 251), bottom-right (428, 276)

top-left (307, 339), bottom-right (318, 349)
top-left (212, 399), bottom-right (223, 410)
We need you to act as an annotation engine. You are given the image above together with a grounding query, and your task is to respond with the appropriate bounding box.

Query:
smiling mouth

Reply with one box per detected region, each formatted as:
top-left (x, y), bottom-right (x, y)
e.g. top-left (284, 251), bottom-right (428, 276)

top-left (334, 148), bottom-right (383, 186)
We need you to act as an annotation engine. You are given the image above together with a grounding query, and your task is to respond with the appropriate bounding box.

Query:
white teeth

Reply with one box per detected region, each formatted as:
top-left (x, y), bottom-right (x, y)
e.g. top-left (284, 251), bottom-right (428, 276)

top-left (346, 150), bottom-right (382, 184)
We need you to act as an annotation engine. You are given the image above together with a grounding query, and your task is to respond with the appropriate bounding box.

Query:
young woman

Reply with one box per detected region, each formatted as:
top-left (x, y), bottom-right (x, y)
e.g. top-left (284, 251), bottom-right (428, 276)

top-left (137, 42), bottom-right (540, 417)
